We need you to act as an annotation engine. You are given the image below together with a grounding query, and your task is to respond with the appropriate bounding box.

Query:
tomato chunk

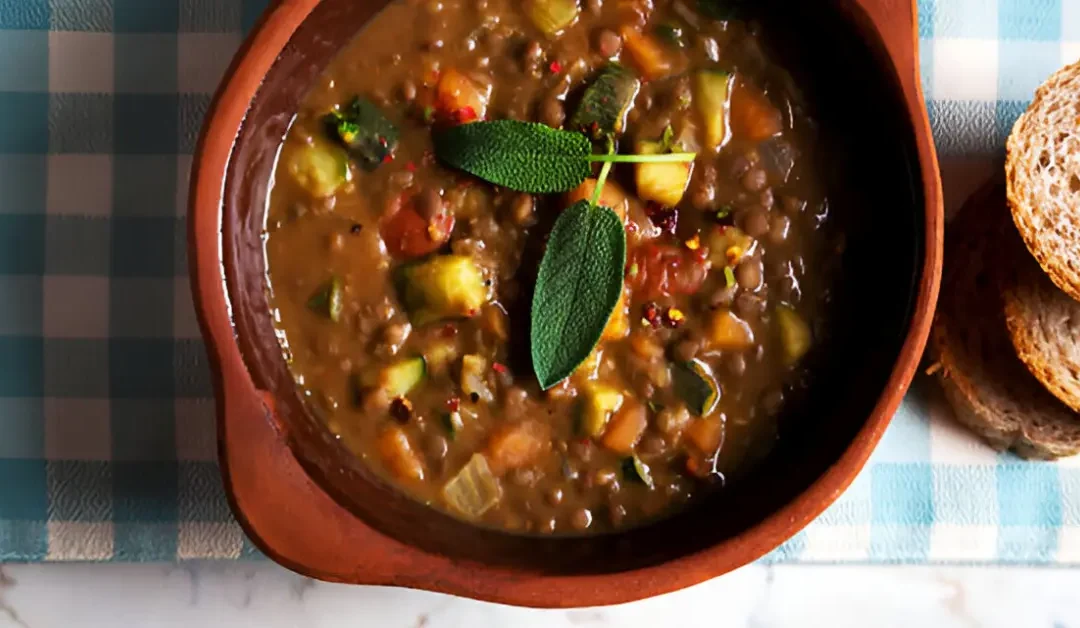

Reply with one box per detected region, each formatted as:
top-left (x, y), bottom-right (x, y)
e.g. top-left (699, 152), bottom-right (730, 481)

top-left (380, 194), bottom-right (455, 259)
top-left (628, 243), bottom-right (708, 299)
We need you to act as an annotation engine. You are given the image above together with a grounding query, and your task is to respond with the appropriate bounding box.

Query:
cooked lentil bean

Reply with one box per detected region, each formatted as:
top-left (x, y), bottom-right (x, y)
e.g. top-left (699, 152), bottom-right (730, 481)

top-left (571, 508), bottom-right (594, 530)
top-left (539, 96), bottom-right (565, 128)
top-left (741, 167), bottom-right (768, 192)
top-left (595, 28), bottom-right (622, 57)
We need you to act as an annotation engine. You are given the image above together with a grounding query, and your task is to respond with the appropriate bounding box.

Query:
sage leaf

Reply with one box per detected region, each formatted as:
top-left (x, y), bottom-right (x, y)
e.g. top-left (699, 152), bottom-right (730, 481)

top-left (433, 120), bottom-right (695, 193)
top-left (530, 200), bottom-right (626, 389)
top-left (433, 120), bottom-right (593, 193)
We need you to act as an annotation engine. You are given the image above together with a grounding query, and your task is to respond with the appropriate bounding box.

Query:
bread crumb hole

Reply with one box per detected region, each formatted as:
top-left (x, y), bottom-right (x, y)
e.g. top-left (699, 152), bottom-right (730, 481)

top-left (1040, 150), bottom-right (1051, 168)
top-left (1071, 174), bottom-right (1080, 193)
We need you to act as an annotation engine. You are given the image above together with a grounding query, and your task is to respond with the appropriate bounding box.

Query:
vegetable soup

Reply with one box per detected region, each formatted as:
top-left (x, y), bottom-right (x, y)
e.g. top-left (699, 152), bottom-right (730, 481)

top-left (265, 0), bottom-right (840, 534)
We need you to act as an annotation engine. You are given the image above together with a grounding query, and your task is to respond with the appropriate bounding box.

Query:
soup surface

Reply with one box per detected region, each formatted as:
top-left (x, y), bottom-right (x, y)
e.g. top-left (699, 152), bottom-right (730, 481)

top-left (266, 0), bottom-right (840, 534)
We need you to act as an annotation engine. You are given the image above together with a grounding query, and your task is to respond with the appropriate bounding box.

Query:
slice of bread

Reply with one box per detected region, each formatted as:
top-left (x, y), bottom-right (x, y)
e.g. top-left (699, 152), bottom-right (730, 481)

top-left (1000, 208), bottom-right (1080, 412)
top-left (931, 180), bottom-right (1080, 459)
top-left (1005, 59), bottom-right (1080, 302)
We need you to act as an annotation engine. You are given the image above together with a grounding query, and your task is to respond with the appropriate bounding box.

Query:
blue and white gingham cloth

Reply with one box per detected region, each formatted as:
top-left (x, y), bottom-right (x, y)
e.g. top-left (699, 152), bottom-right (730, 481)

top-left (0, 0), bottom-right (1078, 563)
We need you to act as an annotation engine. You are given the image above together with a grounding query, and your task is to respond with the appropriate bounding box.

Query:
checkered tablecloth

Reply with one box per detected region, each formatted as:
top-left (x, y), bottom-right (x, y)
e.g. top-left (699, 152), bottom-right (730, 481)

top-left (1, 0), bottom-right (1079, 564)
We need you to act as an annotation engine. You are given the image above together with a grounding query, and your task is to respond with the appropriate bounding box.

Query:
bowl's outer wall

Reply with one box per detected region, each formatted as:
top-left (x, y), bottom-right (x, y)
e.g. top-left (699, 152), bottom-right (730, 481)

top-left (189, 0), bottom-right (942, 607)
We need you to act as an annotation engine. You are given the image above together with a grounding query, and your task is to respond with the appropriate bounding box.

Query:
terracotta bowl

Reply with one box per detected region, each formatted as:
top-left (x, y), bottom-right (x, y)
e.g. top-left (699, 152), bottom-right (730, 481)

top-left (190, 0), bottom-right (942, 607)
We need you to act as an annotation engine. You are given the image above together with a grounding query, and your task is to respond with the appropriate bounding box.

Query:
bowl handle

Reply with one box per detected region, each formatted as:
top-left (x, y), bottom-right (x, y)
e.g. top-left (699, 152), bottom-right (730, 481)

top-left (218, 360), bottom-right (409, 580)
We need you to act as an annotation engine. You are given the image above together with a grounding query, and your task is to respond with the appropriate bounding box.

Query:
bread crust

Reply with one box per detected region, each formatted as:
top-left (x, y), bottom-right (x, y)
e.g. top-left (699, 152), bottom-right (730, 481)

top-left (1000, 242), bottom-right (1080, 412)
top-left (931, 180), bottom-right (1080, 459)
top-left (1005, 59), bottom-right (1080, 302)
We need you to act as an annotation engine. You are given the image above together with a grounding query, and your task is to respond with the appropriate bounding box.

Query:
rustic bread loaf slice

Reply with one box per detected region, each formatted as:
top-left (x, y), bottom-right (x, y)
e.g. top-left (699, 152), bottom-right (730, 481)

top-left (931, 180), bottom-right (1080, 459)
top-left (1005, 59), bottom-right (1080, 302)
top-left (1000, 211), bottom-right (1080, 412)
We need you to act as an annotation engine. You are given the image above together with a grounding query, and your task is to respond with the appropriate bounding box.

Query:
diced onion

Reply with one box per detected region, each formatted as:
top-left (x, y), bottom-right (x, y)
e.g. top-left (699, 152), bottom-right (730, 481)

top-left (442, 454), bottom-right (501, 519)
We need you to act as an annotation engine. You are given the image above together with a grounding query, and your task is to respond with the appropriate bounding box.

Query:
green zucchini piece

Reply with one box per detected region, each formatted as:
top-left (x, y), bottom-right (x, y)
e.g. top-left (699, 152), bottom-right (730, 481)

top-left (570, 64), bottom-right (641, 139)
top-left (525, 0), bottom-right (579, 36)
top-left (398, 255), bottom-right (490, 326)
top-left (287, 138), bottom-right (350, 198)
top-left (306, 276), bottom-right (344, 321)
top-left (579, 384), bottom-right (625, 437)
top-left (380, 356), bottom-right (426, 398)
top-left (621, 454), bottom-right (655, 489)
top-left (673, 359), bottom-right (720, 416)
top-left (635, 140), bottom-right (692, 206)
top-left (325, 97), bottom-right (399, 171)
top-left (776, 304), bottom-right (812, 365)
top-left (695, 70), bottom-right (732, 151)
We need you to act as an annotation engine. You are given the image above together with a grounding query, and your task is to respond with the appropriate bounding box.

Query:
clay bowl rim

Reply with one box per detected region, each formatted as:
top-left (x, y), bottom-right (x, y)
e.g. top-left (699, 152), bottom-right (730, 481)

top-left (190, 0), bottom-right (943, 606)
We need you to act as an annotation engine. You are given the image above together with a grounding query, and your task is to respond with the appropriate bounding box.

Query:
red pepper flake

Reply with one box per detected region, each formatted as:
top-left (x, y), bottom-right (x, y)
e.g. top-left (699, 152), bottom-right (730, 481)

top-left (446, 397), bottom-right (460, 412)
top-left (389, 397), bottom-right (413, 423)
top-left (452, 106), bottom-right (478, 124)
top-left (405, 161), bottom-right (417, 172)
top-left (549, 60), bottom-right (563, 73)
top-left (492, 362), bottom-right (508, 374)
top-left (466, 308), bottom-right (478, 317)
top-left (641, 302), bottom-right (661, 329)
top-left (378, 136), bottom-right (388, 147)
top-left (441, 324), bottom-right (458, 338)
top-left (382, 153), bottom-right (394, 164)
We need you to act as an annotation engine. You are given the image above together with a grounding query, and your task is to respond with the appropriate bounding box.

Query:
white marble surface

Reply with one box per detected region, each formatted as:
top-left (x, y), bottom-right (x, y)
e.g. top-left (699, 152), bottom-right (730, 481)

top-left (2, 563), bottom-right (1080, 627)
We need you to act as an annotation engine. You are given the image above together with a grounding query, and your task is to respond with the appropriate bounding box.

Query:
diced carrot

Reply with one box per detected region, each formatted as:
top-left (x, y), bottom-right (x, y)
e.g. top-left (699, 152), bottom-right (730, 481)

top-left (486, 420), bottom-right (551, 474)
top-left (435, 69), bottom-right (492, 123)
top-left (601, 285), bottom-right (630, 341)
top-left (684, 418), bottom-right (724, 454)
top-left (378, 426), bottom-right (425, 482)
top-left (730, 80), bottom-right (783, 142)
top-left (566, 178), bottom-right (628, 220)
top-left (601, 401), bottom-right (647, 453)
top-left (620, 26), bottom-right (675, 80)
top-left (707, 310), bottom-right (755, 351)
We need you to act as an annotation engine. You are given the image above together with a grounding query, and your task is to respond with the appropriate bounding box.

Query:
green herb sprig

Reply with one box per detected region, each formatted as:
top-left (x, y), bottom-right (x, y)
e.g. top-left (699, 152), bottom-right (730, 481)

top-left (433, 120), bottom-right (696, 389)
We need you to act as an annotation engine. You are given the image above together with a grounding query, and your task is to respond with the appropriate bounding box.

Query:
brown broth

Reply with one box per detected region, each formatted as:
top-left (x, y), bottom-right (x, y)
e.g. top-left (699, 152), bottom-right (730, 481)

top-left (266, 0), bottom-right (837, 534)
